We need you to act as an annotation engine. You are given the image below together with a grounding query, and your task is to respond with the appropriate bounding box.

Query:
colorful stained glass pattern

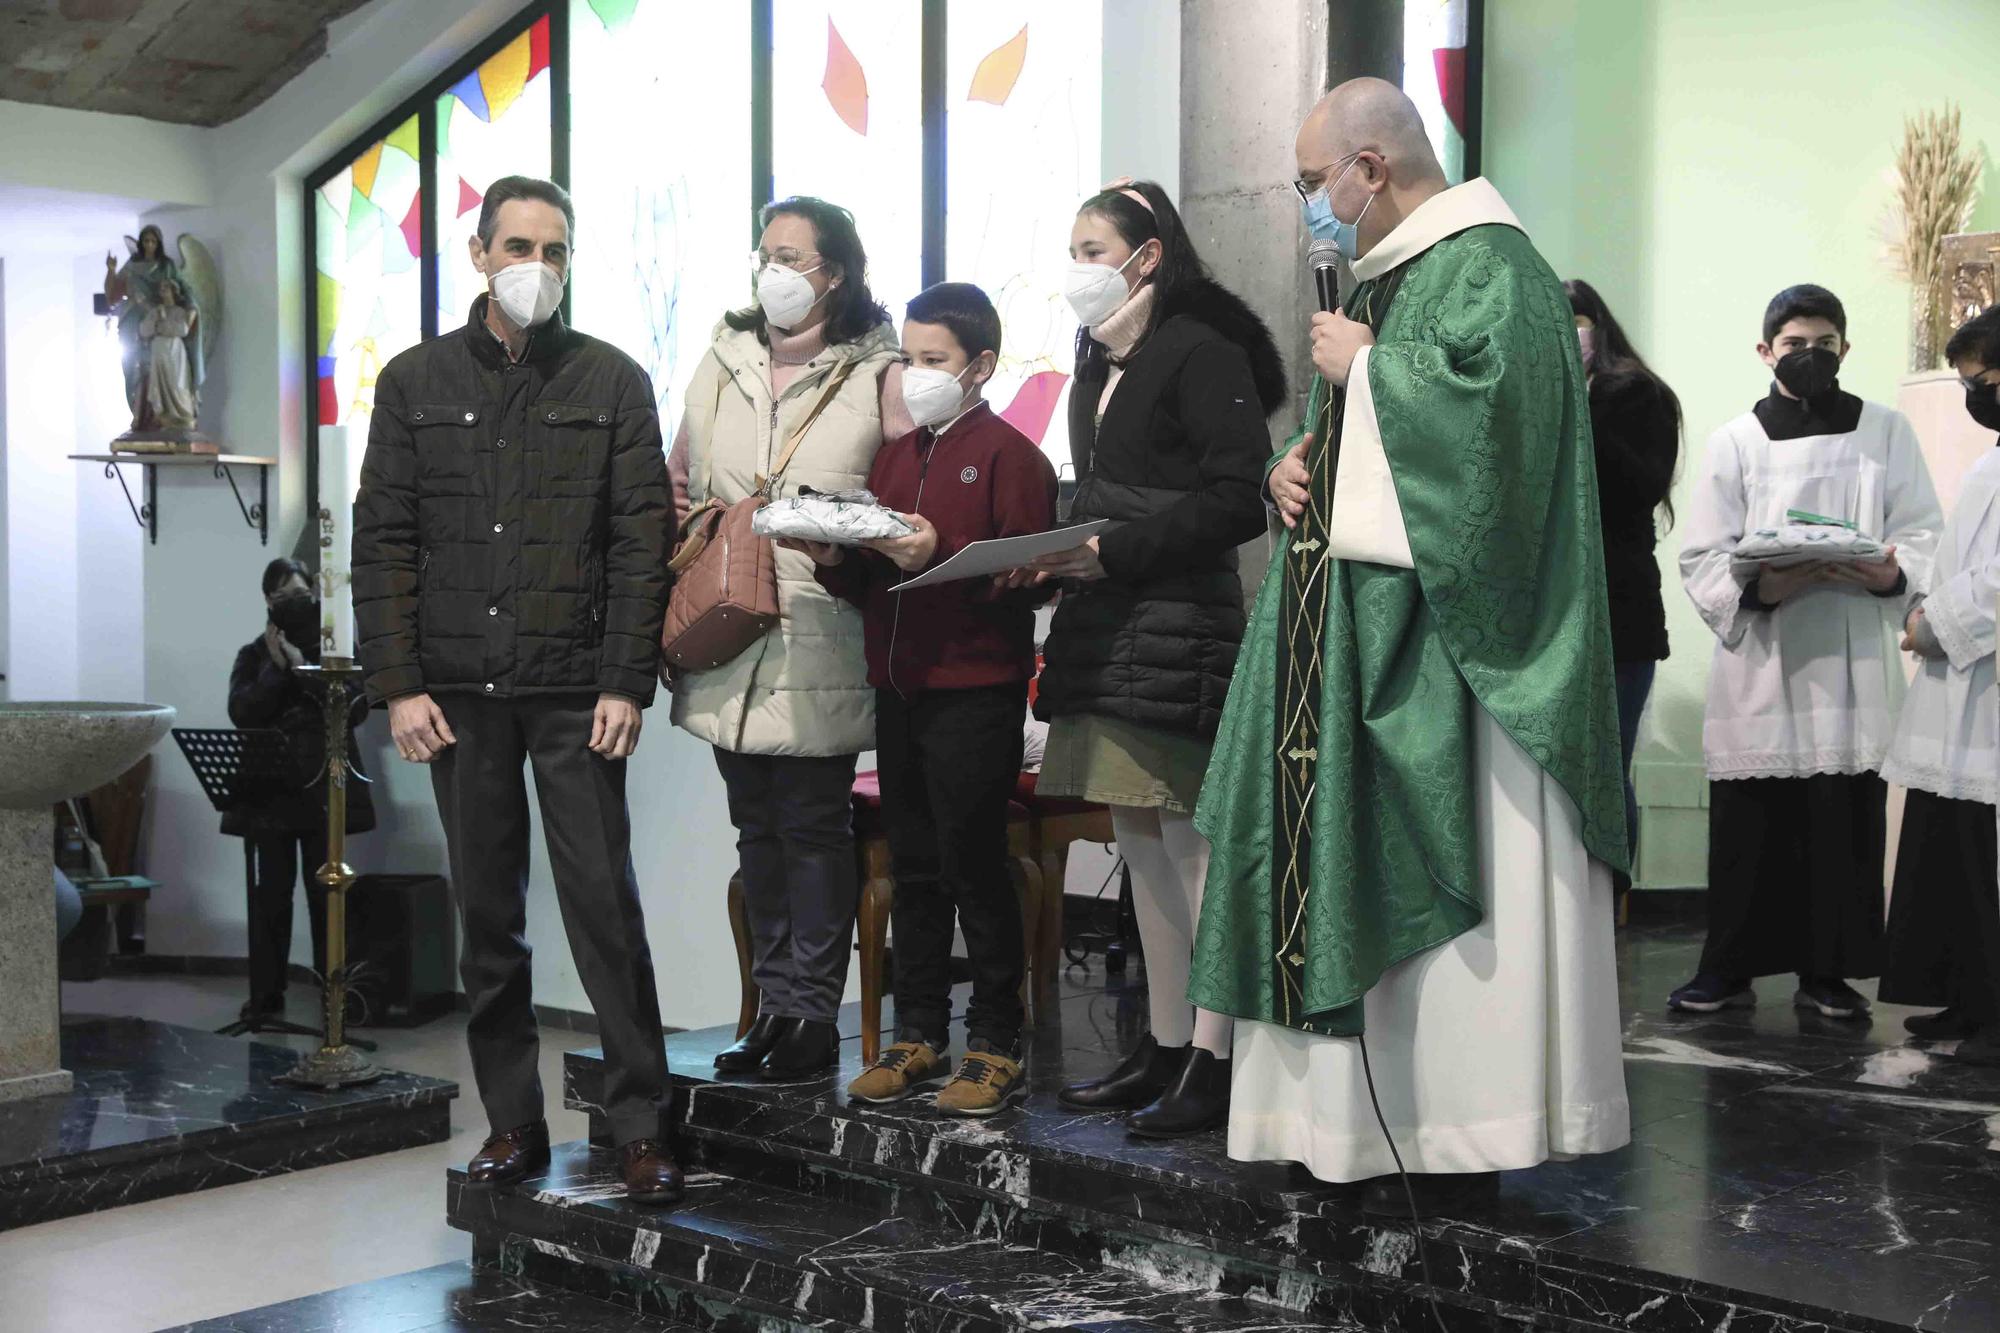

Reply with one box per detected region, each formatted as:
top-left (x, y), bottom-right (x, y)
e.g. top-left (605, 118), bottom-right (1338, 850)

top-left (946, 2), bottom-right (1100, 472)
top-left (1404, 0), bottom-right (1472, 184)
top-left (435, 14), bottom-right (553, 330)
top-left (774, 2), bottom-right (922, 325)
top-left (315, 113), bottom-right (423, 429)
top-left (568, 0), bottom-right (750, 442)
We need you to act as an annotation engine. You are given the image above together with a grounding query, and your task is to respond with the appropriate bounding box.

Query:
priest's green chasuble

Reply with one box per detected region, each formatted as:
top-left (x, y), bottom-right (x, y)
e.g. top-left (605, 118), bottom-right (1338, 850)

top-left (1188, 222), bottom-right (1628, 1038)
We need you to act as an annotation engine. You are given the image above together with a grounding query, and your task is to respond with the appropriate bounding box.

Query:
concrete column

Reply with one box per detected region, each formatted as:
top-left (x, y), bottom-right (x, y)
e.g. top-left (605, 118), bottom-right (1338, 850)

top-left (1177, 0), bottom-right (1402, 591)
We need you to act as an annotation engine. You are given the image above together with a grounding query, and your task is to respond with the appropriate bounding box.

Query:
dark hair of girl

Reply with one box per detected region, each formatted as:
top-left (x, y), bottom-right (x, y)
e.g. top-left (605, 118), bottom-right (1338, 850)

top-left (261, 556), bottom-right (311, 598)
top-left (1566, 278), bottom-right (1682, 530)
top-left (1071, 180), bottom-right (1208, 378)
top-left (725, 196), bottom-right (892, 346)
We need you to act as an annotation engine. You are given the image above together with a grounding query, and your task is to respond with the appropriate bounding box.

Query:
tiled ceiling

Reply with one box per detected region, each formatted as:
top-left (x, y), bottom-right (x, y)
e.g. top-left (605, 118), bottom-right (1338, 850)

top-left (0, 0), bottom-right (373, 128)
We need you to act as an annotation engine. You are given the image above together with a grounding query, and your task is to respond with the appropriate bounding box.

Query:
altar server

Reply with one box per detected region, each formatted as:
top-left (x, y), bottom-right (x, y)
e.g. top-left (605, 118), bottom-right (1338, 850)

top-left (1673, 284), bottom-right (1941, 1019)
top-left (1880, 306), bottom-right (2000, 1065)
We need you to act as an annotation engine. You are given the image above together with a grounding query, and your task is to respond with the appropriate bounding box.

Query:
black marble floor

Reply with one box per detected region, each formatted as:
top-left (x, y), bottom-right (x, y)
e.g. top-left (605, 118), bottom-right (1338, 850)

top-left (0, 1016), bottom-right (457, 1232)
top-left (168, 1261), bottom-right (701, 1331)
top-left (510, 905), bottom-right (2000, 1332)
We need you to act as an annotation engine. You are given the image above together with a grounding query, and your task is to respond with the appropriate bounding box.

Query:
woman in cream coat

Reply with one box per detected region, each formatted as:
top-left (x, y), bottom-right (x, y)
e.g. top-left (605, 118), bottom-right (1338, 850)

top-left (669, 196), bottom-right (912, 1080)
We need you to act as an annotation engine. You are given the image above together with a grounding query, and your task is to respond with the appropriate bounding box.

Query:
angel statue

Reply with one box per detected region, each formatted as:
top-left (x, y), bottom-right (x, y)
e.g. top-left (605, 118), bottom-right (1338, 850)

top-left (102, 225), bottom-right (221, 439)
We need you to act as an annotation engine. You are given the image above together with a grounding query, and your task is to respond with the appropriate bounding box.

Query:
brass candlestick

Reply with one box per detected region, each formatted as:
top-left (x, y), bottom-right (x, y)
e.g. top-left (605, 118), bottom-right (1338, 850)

top-left (278, 655), bottom-right (385, 1089)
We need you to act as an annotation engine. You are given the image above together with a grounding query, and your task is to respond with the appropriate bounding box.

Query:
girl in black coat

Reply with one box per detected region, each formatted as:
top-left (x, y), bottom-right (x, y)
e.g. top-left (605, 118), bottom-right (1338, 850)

top-left (1027, 179), bottom-right (1286, 1137)
top-left (225, 558), bottom-right (374, 1020)
top-left (1566, 280), bottom-right (1681, 907)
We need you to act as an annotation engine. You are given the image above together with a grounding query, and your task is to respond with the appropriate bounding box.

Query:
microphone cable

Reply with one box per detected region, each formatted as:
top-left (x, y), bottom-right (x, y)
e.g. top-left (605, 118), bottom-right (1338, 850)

top-left (1358, 1032), bottom-right (1452, 1333)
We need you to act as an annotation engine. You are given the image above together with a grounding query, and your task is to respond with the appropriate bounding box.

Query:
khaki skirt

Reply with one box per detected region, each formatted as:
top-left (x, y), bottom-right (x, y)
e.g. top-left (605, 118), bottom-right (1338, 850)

top-left (1037, 713), bottom-right (1212, 814)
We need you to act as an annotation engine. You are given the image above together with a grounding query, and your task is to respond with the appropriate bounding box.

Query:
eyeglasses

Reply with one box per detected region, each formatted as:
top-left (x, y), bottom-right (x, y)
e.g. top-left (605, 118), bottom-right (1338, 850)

top-left (750, 248), bottom-right (822, 271)
top-left (1292, 150), bottom-right (1365, 204)
top-left (1959, 374), bottom-right (2000, 392)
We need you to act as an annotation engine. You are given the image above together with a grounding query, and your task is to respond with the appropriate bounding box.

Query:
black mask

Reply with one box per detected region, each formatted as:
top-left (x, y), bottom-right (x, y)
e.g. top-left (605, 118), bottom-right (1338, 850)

top-left (1966, 380), bottom-right (2000, 434)
top-left (269, 592), bottom-right (320, 654)
top-left (1773, 346), bottom-right (1841, 400)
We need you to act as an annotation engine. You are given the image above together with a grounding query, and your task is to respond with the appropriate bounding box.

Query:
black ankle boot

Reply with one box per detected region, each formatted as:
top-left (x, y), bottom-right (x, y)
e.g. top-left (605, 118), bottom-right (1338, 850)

top-left (760, 1017), bottom-right (840, 1081)
top-left (1362, 1170), bottom-right (1499, 1218)
top-left (1125, 1047), bottom-right (1230, 1138)
top-left (1057, 1033), bottom-right (1185, 1111)
top-left (714, 1013), bottom-right (786, 1073)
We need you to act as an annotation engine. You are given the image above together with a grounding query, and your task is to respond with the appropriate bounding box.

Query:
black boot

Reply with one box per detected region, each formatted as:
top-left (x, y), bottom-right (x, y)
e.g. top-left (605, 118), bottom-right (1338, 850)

top-left (1125, 1047), bottom-right (1230, 1138)
top-left (714, 1013), bottom-right (786, 1073)
top-left (1057, 1033), bottom-right (1185, 1111)
top-left (1362, 1170), bottom-right (1499, 1219)
top-left (760, 1017), bottom-right (840, 1081)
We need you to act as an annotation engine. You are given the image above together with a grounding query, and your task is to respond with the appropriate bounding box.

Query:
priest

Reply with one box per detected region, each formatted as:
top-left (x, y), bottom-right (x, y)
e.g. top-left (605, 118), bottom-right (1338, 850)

top-left (1187, 78), bottom-right (1632, 1204)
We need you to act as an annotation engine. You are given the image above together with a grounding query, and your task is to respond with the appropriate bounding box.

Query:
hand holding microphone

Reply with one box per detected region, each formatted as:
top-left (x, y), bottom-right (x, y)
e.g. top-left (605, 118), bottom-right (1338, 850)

top-left (1306, 236), bottom-right (1372, 387)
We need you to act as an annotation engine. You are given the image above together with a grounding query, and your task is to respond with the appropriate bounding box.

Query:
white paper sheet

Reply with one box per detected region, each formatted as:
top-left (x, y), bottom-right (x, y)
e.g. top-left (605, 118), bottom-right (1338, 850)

top-left (887, 520), bottom-right (1112, 592)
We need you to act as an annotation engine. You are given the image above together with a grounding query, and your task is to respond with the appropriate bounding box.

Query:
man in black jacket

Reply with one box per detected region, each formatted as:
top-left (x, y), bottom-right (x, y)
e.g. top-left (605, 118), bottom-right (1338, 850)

top-left (352, 176), bottom-right (678, 1203)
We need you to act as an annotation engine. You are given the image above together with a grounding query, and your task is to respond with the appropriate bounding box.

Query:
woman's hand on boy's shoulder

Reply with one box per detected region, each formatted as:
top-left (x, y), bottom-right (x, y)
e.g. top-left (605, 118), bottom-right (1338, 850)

top-left (867, 513), bottom-right (938, 572)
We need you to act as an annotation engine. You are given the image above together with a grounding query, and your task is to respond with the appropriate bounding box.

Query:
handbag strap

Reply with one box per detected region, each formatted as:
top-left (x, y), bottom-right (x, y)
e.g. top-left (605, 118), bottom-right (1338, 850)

top-left (757, 355), bottom-right (860, 498)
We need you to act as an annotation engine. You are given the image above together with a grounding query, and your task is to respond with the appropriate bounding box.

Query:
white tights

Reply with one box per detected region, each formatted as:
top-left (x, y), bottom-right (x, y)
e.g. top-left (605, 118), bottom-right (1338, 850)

top-left (1111, 805), bottom-right (1233, 1057)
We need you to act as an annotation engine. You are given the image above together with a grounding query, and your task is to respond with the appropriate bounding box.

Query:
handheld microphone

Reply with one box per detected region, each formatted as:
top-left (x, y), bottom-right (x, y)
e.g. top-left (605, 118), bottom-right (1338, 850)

top-left (1308, 237), bottom-right (1342, 314)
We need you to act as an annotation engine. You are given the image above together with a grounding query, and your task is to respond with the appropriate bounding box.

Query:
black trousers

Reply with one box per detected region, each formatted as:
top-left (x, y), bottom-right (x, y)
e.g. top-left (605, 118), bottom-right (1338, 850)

top-left (876, 682), bottom-right (1027, 1051)
top-left (1701, 773), bottom-right (1886, 981)
top-left (713, 747), bottom-right (859, 1025)
top-left (1881, 790), bottom-right (2000, 1023)
top-left (430, 695), bottom-right (668, 1147)
top-left (245, 830), bottom-right (328, 1008)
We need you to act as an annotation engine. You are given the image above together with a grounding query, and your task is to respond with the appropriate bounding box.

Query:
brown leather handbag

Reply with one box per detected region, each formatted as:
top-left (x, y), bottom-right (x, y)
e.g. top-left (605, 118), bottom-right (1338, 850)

top-left (661, 359), bottom-right (857, 672)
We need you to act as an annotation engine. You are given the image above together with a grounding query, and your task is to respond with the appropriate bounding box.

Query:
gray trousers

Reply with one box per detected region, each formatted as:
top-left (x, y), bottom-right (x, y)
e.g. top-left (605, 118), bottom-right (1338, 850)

top-left (431, 695), bottom-right (668, 1146)
top-left (712, 747), bottom-right (859, 1024)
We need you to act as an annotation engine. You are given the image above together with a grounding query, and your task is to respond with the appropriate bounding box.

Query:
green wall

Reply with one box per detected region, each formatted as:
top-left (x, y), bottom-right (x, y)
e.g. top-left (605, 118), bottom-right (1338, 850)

top-left (1484, 0), bottom-right (2000, 886)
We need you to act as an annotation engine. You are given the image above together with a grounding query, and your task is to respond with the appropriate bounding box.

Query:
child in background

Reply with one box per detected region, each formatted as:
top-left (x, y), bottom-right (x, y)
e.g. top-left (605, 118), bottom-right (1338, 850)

top-left (1880, 305), bottom-right (2000, 1065)
top-left (789, 282), bottom-right (1057, 1115)
top-left (1674, 283), bottom-right (1941, 1019)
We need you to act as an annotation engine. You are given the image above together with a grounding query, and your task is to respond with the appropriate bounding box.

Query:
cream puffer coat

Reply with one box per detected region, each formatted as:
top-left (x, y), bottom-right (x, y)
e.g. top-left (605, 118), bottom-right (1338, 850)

top-left (670, 318), bottom-right (902, 756)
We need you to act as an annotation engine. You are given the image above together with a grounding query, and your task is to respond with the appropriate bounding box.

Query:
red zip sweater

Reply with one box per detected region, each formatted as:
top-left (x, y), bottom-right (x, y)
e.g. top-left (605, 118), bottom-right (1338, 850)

top-left (815, 402), bottom-right (1058, 693)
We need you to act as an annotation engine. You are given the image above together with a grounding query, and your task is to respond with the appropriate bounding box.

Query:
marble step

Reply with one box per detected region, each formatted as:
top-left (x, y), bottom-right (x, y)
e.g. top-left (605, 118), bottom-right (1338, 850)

top-left (168, 1260), bottom-right (705, 1331)
top-left (567, 1046), bottom-right (1963, 1333)
top-left (445, 1139), bottom-right (1367, 1333)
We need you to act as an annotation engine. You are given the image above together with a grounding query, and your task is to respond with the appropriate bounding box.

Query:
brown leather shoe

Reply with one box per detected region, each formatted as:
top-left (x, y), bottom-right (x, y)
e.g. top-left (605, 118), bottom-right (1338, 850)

top-left (467, 1120), bottom-right (551, 1185)
top-left (620, 1138), bottom-right (684, 1205)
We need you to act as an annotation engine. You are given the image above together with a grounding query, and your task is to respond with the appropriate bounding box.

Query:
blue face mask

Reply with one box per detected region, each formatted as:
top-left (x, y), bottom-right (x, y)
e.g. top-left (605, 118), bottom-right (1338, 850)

top-left (1301, 155), bottom-right (1372, 261)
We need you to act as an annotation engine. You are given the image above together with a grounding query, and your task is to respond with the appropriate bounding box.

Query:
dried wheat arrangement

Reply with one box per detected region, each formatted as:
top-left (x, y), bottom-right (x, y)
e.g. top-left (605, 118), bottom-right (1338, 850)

top-left (1884, 104), bottom-right (1982, 372)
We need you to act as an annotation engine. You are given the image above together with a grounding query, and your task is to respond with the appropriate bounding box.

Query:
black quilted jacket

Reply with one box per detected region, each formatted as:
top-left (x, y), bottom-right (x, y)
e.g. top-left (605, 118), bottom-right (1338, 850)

top-left (1036, 279), bottom-right (1288, 740)
top-left (352, 298), bottom-right (670, 707)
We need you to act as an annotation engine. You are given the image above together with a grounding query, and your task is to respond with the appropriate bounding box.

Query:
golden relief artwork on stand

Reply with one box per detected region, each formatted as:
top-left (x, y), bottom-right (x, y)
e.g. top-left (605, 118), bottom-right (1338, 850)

top-left (1942, 230), bottom-right (2000, 327)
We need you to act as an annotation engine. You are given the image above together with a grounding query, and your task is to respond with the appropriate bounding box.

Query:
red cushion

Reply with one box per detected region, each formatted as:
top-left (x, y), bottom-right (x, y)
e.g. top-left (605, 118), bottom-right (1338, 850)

top-left (852, 771), bottom-right (883, 808)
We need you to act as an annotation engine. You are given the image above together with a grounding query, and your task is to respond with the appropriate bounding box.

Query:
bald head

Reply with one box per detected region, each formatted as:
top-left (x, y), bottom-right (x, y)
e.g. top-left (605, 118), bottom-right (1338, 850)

top-left (1298, 77), bottom-right (1445, 185)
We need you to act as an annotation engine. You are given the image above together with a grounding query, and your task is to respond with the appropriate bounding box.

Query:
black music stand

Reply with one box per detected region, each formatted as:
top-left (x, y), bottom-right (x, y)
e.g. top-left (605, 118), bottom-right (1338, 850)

top-left (171, 727), bottom-right (374, 1049)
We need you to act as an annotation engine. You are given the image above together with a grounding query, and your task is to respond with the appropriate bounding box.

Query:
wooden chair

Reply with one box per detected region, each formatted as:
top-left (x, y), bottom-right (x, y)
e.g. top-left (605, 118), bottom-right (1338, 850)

top-left (1011, 772), bottom-right (1114, 1015)
top-left (725, 776), bottom-right (1047, 1066)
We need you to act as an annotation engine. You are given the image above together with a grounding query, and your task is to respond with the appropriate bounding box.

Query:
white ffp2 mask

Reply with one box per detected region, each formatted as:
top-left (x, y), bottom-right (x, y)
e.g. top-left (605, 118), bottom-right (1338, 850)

top-left (901, 364), bottom-right (974, 429)
top-left (757, 262), bottom-right (827, 330)
top-left (488, 260), bottom-right (565, 328)
top-left (1063, 248), bottom-right (1144, 328)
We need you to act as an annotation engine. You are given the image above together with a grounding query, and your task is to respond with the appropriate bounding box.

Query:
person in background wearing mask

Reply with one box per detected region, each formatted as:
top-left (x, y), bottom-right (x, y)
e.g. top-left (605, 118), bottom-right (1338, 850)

top-left (1194, 79), bottom-right (1629, 1205)
top-left (668, 197), bottom-right (912, 1082)
top-left (1879, 305), bottom-right (2000, 1066)
top-left (1566, 279), bottom-right (1682, 916)
top-left (1674, 284), bottom-right (1941, 1019)
top-left (353, 175), bottom-right (680, 1204)
top-left (224, 556), bottom-right (374, 1026)
top-left (791, 282), bottom-right (1057, 1115)
top-left (1024, 178), bottom-right (1285, 1139)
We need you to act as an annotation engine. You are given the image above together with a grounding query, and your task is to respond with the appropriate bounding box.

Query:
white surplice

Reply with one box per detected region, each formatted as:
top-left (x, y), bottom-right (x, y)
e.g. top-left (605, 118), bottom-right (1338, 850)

top-left (1883, 445), bottom-right (2000, 804)
top-left (1679, 402), bottom-right (1942, 780)
top-left (1224, 180), bottom-right (1631, 1183)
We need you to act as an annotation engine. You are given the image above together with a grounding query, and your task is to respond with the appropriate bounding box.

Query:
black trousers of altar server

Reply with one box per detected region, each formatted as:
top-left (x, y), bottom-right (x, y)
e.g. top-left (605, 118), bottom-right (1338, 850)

top-left (1700, 772), bottom-right (1886, 981)
top-left (430, 694), bottom-right (668, 1146)
top-left (1881, 790), bottom-right (2000, 1024)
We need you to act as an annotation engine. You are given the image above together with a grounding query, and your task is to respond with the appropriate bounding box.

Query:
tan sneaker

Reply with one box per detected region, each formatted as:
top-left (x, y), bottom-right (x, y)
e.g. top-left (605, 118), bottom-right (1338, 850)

top-left (846, 1040), bottom-right (946, 1104)
top-left (934, 1044), bottom-right (1025, 1118)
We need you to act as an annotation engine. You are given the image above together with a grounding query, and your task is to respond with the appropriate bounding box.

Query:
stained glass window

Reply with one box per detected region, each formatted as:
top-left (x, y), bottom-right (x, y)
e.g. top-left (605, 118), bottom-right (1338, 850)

top-left (434, 14), bottom-right (554, 331)
top-left (772, 1), bottom-right (923, 323)
top-left (1403, 0), bottom-right (1474, 185)
top-left (569, 0), bottom-right (750, 442)
top-left (947, 2), bottom-right (1101, 473)
top-left (314, 113), bottom-right (423, 432)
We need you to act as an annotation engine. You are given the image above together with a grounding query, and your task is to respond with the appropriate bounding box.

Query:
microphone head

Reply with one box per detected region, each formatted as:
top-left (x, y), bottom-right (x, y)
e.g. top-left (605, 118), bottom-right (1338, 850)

top-left (1308, 237), bottom-right (1342, 269)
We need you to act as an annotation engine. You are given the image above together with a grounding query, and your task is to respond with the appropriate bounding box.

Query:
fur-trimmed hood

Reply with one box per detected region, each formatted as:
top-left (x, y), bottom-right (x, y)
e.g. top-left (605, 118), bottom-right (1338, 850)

top-left (1155, 276), bottom-right (1289, 415)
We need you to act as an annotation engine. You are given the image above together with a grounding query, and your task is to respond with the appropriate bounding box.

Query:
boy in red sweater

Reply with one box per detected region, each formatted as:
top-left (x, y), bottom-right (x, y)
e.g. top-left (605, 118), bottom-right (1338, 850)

top-left (789, 282), bottom-right (1057, 1116)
